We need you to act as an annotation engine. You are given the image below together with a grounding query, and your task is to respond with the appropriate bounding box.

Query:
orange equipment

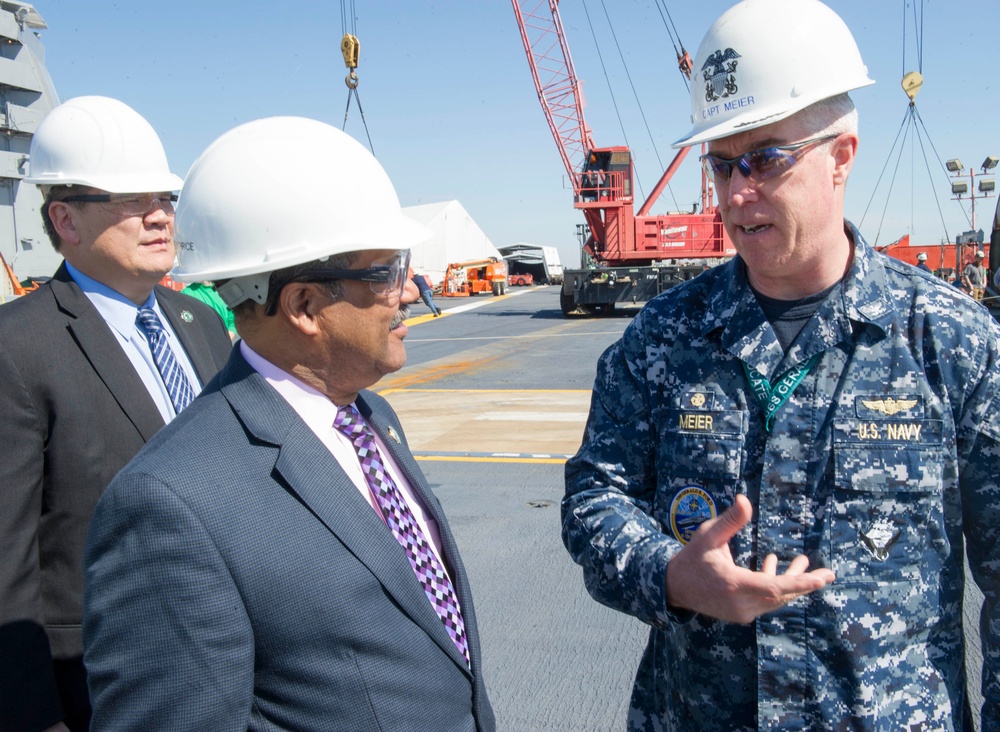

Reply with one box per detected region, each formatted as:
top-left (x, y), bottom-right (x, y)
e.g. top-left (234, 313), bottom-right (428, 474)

top-left (1, 252), bottom-right (37, 301)
top-left (878, 234), bottom-right (991, 282)
top-left (443, 258), bottom-right (509, 297)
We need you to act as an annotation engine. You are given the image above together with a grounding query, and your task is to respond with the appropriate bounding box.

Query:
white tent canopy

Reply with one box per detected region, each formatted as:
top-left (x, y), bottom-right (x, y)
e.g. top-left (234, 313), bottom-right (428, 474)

top-left (404, 200), bottom-right (501, 286)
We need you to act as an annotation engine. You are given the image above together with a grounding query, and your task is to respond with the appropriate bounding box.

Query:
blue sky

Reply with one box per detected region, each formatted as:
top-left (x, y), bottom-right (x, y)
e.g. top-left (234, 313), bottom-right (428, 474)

top-left (35, 0), bottom-right (1000, 268)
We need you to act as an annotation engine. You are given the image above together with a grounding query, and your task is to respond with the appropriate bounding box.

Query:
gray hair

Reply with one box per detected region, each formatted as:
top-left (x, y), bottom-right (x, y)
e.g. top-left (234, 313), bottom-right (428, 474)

top-left (794, 93), bottom-right (858, 138)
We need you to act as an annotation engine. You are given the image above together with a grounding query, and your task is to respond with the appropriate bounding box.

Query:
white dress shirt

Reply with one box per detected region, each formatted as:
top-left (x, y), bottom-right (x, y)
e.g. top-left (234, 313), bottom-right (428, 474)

top-left (239, 340), bottom-right (450, 569)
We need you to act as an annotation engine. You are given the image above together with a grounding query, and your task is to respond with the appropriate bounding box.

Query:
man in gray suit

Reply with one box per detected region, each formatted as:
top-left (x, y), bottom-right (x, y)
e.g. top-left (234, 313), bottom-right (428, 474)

top-left (83, 117), bottom-right (495, 731)
top-left (0, 97), bottom-right (232, 732)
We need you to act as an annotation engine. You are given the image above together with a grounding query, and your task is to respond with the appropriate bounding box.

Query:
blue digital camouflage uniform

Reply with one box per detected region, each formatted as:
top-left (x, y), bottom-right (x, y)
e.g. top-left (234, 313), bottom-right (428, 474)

top-left (562, 223), bottom-right (1000, 731)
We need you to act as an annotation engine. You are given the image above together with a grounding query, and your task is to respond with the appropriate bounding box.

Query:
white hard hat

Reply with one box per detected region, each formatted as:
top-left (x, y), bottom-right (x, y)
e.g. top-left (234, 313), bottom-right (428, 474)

top-left (172, 117), bottom-right (431, 306)
top-left (917, 252), bottom-right (928, 261)
top-left (25, 96), bottom-right (183, 192)
top-left (673, 0), bottom-right (875, 148)
top-left (975, 250), bottom-right (986, 258)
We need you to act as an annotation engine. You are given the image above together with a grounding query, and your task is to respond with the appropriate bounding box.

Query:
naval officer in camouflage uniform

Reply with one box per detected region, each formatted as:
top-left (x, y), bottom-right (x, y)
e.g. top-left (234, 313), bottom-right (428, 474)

top-left (562, 0), bottom-right (1000, 729)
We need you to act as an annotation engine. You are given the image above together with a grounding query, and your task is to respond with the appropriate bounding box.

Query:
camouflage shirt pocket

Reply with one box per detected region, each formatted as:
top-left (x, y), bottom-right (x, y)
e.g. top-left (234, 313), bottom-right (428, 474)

top-left (660, 408), bottom-right (745, 481)
top-left (829, 419), bottom-right (946, 585)
top-left (654, 410), bottom-right (745, 543)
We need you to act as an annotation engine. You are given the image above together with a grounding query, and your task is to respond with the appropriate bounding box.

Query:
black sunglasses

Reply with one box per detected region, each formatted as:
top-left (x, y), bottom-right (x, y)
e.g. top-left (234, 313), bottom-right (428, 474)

top-left (700, 134), bottom-right (840, 183)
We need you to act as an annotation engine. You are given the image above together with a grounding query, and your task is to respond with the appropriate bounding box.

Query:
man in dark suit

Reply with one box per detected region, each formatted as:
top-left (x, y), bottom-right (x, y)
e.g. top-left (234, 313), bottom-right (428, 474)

top-left (0, 96), bottom-right (232, 732)
top-left (83, 117), bottom-right (495, 730)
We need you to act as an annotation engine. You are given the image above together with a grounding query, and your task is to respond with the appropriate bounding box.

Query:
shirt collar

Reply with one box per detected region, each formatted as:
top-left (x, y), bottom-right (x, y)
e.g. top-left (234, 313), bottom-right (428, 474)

top-left (839, 222), bottom-right (894, 327)
top-left (699, 222), bottom-right (894, 374)
top-left (704, 221), bottom-right (893, 334)
top-left (65, 260), bottom-right (157, 339)
top-left (239, 340), bottom-right (340, 433)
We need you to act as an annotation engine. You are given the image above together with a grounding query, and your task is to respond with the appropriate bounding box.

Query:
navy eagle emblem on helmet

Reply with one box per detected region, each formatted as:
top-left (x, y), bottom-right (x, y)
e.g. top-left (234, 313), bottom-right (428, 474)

top-left (702, 48), bottom-right (741, 102)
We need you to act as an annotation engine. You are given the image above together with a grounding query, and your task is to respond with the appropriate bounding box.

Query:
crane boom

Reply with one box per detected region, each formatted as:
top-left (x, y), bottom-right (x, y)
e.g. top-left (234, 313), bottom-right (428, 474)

top-left (511, 0), bottom-right (594, 184)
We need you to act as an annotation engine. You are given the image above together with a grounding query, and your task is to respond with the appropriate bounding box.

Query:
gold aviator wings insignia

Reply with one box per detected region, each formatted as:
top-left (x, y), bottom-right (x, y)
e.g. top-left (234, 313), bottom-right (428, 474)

top-left (861, 397), bottom-right (918, 416)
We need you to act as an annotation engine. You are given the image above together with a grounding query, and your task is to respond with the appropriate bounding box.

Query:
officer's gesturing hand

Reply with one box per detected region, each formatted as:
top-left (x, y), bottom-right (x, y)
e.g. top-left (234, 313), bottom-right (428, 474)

top-left (665, 494), bottom-right (836, 624)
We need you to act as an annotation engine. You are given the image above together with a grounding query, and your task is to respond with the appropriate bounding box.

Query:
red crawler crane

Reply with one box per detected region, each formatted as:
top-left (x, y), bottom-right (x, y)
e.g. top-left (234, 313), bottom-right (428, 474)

top-left (511, 0), bottom-right (734, 315)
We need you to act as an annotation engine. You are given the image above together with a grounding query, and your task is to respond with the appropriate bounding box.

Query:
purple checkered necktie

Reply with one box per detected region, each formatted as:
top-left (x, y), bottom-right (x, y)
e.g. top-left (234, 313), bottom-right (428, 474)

top-left (333, 404), bottom-right (470, 667)
top-left (135, 306), bottom-right (196, 414)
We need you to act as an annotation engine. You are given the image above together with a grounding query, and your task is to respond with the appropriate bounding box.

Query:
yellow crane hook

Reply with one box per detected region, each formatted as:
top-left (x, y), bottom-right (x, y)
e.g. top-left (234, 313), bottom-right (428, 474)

top-left (901, 70), bottom-right (923, 104)
top-left (341, 33), bottom-right (360, 89)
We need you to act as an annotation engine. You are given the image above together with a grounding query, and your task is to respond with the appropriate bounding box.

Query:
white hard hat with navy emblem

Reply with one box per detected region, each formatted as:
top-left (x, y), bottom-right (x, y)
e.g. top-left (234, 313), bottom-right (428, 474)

top-left (673, 0), bottom-right (874, 148)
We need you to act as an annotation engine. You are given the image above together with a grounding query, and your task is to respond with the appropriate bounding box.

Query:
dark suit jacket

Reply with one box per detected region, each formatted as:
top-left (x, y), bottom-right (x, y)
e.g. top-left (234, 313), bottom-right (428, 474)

top-left (83, 347), bottom-right (495, 731)
top-left (0, 264), bottom-right (232, 731)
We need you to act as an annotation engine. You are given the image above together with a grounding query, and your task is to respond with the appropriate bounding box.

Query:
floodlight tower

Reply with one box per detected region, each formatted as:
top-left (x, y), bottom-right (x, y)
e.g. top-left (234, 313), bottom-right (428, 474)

top-left (947, 156), bottom-right (997, 230)
top-left (946, 156), bottom-right (997, 272)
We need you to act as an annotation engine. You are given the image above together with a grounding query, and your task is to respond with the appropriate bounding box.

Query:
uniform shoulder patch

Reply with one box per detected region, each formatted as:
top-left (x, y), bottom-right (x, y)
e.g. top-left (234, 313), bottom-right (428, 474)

top-left (669, 486), bottom-right (717, 544)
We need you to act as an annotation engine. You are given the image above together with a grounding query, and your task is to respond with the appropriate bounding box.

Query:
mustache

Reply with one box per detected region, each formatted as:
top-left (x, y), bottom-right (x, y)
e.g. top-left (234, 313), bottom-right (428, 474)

top-left (390, 304), bottom-right (410, 330)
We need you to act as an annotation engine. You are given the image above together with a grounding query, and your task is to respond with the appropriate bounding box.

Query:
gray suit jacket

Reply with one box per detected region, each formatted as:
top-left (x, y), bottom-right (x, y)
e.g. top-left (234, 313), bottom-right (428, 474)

top-left (83, 348), bottom-right (496, 731)
top-left (0, 265), bottom-right (232, 731)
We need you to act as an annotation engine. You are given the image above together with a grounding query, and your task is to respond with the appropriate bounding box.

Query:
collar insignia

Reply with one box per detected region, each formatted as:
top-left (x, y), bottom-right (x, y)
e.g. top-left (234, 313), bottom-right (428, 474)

top-left (387, 426), bottom-right (401, 444)
top-left (859, 518), bottom-right (901, 562)
top-left (180, 310), bottom-right (194, 323)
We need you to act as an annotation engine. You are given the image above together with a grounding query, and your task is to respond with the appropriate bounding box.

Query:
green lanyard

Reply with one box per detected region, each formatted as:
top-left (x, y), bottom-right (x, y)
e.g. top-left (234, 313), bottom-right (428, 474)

top-left (742, 353), bottom-right (820, 433)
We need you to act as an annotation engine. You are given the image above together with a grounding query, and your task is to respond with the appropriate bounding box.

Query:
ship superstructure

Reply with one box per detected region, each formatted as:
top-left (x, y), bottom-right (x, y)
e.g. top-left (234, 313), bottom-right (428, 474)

top-left (0, 0), bottom-right (60, 282)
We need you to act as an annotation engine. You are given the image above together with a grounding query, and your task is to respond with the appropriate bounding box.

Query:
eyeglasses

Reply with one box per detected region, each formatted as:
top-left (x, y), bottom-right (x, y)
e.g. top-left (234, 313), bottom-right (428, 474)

top-left (59, 192), bottom-right (178, 217)
top-left (265, 249), bottom-right (412, 316)
top-left (296, 249), bottom-right (411, 297)
top-left (700, 134), bottom-right (840, 183)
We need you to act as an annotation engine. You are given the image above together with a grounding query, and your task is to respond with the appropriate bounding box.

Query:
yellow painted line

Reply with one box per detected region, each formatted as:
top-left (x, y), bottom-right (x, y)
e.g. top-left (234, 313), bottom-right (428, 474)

top-left (379, 387), bottom-right (590, 395)
top-left (474, 412), bottom-right (587, 421)
top-left (377, 356), bottom-right (503, 391)
top-left (404, 312), bottom-right (441, 325)
top-left (403, 287), bottom-right (536, 326)
top-left (415, 455), bottom-right (567, 465)
top-left (405, 331), bottom-right (624, 343)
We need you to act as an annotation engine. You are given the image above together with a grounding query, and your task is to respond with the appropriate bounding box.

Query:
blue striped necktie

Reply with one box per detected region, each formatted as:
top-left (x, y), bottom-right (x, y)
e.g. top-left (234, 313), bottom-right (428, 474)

top-left (135, 306), bottom-right (196, 414)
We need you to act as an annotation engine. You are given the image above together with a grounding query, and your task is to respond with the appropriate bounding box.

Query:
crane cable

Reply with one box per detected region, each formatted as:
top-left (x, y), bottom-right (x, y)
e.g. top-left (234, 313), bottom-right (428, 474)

top-left (903, 0), bottom-right (924, 78)
top-left (903, 0), bottom-right (970, 233)
top-left (859, 0), bottom-right (954, 246)
top-left (652, 0), bottom-right (692, 92)
top-left (581, 0), bottom-right (683, 211)
top-left (340, 0), bottom-right (374, 153)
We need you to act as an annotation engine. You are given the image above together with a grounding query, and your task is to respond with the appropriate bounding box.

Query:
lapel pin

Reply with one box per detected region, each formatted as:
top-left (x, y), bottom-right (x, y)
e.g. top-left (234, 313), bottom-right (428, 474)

top-left (387, 426), bottom-right (401, 444)
top-left (180, 310), bottom-right (194, 323)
